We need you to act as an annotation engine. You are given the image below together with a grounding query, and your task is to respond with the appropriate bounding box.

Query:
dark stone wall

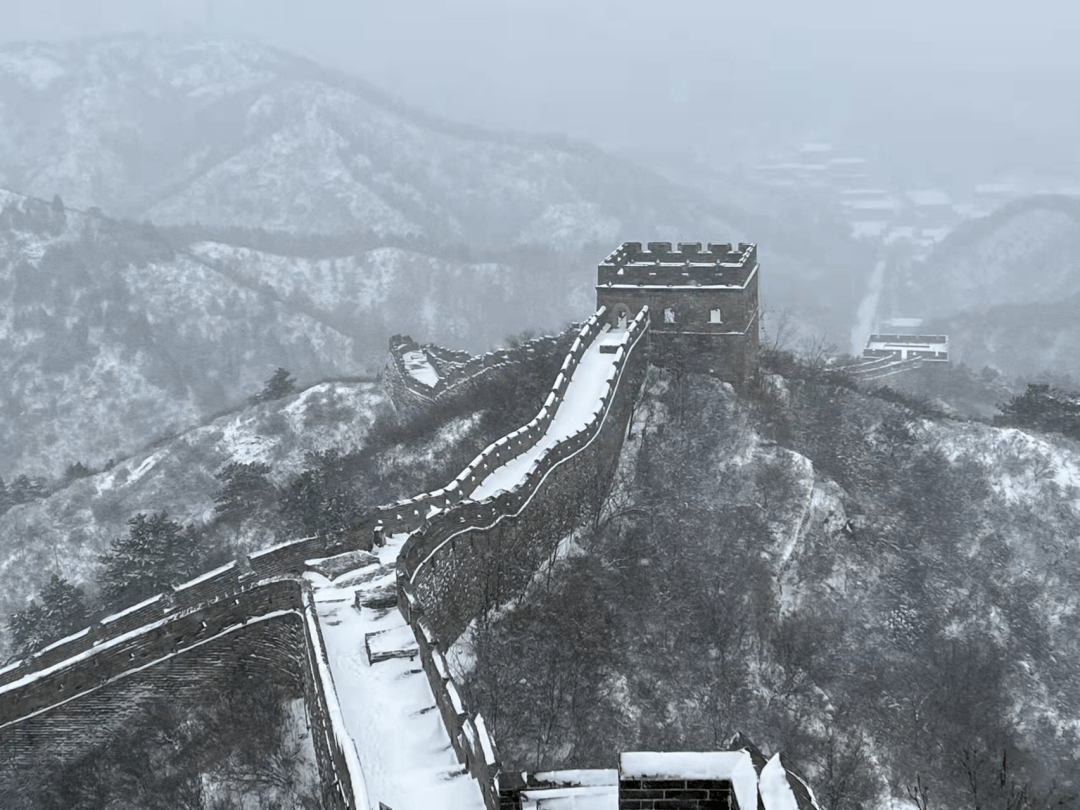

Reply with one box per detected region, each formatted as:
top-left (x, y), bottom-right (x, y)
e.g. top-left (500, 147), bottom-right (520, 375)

top-left (618, 778), bottom-right (737, 810)
top-left (596, 253), bottom-right (760, 388)
top-left (0, 576), bottom-right (364, 810)
top-left (390, 310), bottom-right (651, 809)
top-left (0, 615), bottom-right (305, 769)
top-left (399, 311), bottom-right (649, 643)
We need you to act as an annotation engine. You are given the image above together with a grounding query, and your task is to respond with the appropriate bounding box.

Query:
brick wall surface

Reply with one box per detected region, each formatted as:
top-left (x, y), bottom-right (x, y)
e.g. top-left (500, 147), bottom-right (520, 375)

top-left (618, 779), bottom-right (737, 810)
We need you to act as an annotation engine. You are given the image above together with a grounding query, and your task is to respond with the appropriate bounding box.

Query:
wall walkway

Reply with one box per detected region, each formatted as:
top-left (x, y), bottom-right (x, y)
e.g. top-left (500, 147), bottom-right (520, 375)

top-left (0, 307), bottom-right (652, 810)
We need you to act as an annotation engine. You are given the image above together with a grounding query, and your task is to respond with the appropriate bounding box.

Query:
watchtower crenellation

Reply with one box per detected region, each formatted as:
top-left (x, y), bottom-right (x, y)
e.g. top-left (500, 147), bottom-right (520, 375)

top-left (597, 240), bottom-right (760, 385)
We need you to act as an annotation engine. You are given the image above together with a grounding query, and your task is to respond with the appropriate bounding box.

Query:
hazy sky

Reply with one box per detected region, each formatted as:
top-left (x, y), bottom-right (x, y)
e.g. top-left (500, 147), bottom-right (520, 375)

top-left (5, 1), bottom-right (1078, 173)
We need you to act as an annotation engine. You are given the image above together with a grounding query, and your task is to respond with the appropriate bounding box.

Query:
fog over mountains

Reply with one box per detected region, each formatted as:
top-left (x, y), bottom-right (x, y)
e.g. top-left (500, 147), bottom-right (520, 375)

top-left (0, 36), bottom-right (740, 245)
top-left (889, 196), bottom-right (1080, 380)
top-left (0, 34), bottom-right (876, 479)
top-left (2, 23), bottom-right (1080, 810)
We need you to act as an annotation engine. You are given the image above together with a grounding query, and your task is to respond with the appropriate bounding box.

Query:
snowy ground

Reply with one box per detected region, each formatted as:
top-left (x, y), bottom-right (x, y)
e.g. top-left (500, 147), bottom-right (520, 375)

top-left (307, 535), bottom-right (485, 810)
top-left (468, 325), bottom-right (626, 501)
top-left (401, 350), bottom-right (440, 387)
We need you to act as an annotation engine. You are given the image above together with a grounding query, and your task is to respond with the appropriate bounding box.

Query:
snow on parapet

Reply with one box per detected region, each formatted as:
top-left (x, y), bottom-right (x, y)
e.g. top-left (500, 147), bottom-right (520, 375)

top-left (398, 306), bottom-right (648, 579)
top-left (301, 590), bottom-right (373, 810)
top-left (760, 754), bottom-right (800, 810)
top-left (100, 593), bottom-right (167, 624)
top-left (379, 309), bottom-right (615, 533)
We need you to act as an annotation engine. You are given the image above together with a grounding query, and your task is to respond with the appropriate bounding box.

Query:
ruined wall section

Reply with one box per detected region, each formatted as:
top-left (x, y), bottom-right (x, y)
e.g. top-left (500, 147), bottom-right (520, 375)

top-left (385, 331), bottom-right (576, 414)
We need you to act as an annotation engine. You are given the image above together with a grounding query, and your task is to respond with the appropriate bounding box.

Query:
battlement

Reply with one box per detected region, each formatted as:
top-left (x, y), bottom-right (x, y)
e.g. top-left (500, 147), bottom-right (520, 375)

top-left (597, 240), bottom-right (761, 385)
top-left (598, 241), bottom-right (758, 288)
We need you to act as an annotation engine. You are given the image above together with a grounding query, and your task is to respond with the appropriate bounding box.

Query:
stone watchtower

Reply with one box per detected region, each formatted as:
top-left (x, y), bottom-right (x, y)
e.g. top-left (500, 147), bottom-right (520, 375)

top-left (596, 241), bottom-right (760, 385)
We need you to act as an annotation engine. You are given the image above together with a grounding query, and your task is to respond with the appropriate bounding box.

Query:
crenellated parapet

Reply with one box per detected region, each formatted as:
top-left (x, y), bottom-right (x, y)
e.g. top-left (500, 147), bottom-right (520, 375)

top-left (598, 241), bottom-right (758, 286)
top-left (0, 538), bottom-right (371, 810)
top-left (373, 314), bottom-right (611, 537)
top-left (597, 240), bottom-right (761, 386)
top-left (385, 309), bottom-right (651, 807)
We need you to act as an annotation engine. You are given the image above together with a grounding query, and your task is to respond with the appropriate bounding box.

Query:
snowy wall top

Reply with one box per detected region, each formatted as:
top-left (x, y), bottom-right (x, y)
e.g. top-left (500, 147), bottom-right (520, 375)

top-left (598, 241), bottom-right (758, 288)
top-left (620, 750), bottom-right (758, 810)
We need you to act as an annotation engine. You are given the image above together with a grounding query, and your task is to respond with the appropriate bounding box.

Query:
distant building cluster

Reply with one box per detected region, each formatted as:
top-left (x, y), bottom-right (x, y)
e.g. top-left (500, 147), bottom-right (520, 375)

top-left (748, 141), bottom-right (1044, 257)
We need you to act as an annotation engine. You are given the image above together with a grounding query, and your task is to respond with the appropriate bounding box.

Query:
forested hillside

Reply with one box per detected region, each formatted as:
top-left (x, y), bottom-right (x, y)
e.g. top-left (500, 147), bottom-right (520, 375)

top-left (0, 332), bottom-right (570, 659)
top-left (456, 359), bottom-right (1080, 808)
top-left (0, 191), bottom-right (360, 479)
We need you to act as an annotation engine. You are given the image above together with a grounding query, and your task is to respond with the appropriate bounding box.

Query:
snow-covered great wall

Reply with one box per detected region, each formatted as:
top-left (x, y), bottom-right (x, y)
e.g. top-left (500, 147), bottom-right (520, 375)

top-left (0, 307), bottom-right (661, 809)
top-left (0, 570), bottom-right (369, 809)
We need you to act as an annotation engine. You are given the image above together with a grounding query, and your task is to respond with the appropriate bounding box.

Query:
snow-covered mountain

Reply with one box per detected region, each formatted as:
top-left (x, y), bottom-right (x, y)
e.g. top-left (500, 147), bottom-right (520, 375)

top-left (462, 366), bottom-right (1080, 801)
top-left (894, 196), bottom-right (1080, 318)
top-left (0, 190), bottom-right (361, 479)
top-left (0, 35), bottom-right (737, 248)
top-left (885, 196), bottom-right (1080, 379)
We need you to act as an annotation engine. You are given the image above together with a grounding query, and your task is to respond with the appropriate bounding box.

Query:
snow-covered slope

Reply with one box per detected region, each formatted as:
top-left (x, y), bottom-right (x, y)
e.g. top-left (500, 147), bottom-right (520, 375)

top-left (0, 35), bottom-right (738, 248)
top-left (894, 196), bottom-right (1080, 319)
top-left (884, 196), bottom-right (1080, 379)
top-left (0, 191), bottom-right (361, 479)
top-left (463, 367), bottom-right (1080, 801)
top-left (0, 379), bottom-right (387, 632)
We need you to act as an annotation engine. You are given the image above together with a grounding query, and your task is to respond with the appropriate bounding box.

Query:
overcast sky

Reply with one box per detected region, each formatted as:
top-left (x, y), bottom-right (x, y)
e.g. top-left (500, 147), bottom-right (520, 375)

top-left (5, 1), bottom-right (1078, 173)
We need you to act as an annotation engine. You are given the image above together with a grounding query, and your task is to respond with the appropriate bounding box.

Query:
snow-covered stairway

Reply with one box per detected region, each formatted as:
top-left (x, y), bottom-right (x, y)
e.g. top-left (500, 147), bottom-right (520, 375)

top-left (307, 546), bottom-right (486, 810)
top-left (466, 322), bottom-right (631, 501)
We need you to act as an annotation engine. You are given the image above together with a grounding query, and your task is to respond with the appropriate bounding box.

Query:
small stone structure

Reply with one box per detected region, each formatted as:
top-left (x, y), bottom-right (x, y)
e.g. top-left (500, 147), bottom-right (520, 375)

top-left (495, 737), bottom-right (818, 810)
top-left (596, 241), bottom-right (761, 385)
top-left (863, 333), bottom-right (949, 363)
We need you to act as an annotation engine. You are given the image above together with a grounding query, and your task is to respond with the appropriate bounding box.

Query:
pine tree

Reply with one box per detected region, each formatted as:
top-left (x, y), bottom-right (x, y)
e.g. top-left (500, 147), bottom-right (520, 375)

top-left (213, 461), bottom-right (277, 526)
top-left (9, 474), bottom-right (48, 504)
top-left (63, 461), bottom-right (94, 482)
top-left (40, 574), bottom-right (89, 634)
top-left (99, 513), bottom-right (202, 610)
top-left (48, 193), bottom-right (66, 235)
top-left (252, 367), bottom-right (296, 403)
top-left (6, 574), bottom-right (88, 657)
top-left (998, 383), bottom-right (1080, 439)
top-left (279, 450), bottom-right (362, 537)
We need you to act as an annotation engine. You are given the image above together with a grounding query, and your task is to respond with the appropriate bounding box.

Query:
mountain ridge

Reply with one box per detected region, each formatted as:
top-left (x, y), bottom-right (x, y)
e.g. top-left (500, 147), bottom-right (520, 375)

top-left (0, 34), bottom-right (742, 247)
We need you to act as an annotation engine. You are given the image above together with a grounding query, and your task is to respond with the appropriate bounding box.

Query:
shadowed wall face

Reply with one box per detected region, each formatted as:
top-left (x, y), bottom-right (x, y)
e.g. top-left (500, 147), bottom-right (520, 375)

top-left (597, 242), bottom-right (760, 385)
top-left (0, 617), bottom-right (304, 770)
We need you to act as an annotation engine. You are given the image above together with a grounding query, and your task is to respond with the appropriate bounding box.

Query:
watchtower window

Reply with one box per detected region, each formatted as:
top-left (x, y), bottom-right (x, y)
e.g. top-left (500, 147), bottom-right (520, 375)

top-left (664, 308), bottom-right (676, 324)
top-left (710, 308), bottom-right (723, 323)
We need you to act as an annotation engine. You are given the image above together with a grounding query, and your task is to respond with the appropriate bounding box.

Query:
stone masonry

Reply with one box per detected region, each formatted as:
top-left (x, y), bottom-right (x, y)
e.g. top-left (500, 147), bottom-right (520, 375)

top-left (596, 241), bottom-right (760, 386)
